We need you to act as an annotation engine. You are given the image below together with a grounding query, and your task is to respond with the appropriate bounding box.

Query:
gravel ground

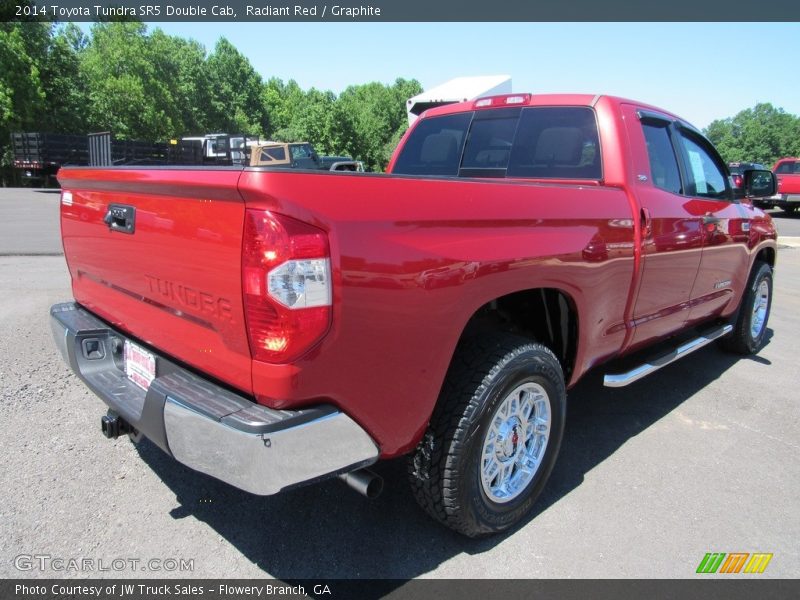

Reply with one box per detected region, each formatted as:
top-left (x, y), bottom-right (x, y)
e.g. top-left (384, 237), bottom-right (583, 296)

top-left (0, 189), bottom-right (798, 582)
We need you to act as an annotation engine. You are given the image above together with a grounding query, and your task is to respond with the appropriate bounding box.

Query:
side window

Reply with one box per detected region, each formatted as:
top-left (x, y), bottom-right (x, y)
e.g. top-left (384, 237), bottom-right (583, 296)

top-left (392, 112), bottom-right (473, 176)
top-left (642, 123), bottom-right (682, 195)
top-left (507, 107), bottom-right (601, 179)
top-left (676, 132), bottom-right (729, 199)
top-left (263, 146), bottom-right (286, 161)
top-left (290, 144), bottom-right (314, 159)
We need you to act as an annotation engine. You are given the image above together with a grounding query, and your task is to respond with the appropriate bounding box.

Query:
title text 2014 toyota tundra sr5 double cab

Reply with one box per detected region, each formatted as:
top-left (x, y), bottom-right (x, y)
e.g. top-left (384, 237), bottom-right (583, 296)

top-left (52, 94), bottom-right (777, 537)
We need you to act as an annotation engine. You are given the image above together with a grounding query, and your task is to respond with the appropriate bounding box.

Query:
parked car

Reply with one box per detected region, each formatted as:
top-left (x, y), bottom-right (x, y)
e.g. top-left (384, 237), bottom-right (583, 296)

top-left (250, 141), bottom-right (364, 171)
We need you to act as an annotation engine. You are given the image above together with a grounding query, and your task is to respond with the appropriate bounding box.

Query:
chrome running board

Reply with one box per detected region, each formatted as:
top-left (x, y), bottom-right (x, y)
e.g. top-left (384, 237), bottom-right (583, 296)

top-left (603, 324), bottom-right (733, 388)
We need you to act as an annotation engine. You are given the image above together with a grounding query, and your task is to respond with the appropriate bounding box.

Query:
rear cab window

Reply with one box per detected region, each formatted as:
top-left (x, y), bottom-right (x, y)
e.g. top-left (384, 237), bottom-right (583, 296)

top-left (392, 106), bottom-right (602, 180)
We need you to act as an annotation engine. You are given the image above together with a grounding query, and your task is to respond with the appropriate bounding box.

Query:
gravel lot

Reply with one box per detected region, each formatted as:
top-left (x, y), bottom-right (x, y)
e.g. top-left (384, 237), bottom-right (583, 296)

top-left (0, 188), bottom-right (798, 581)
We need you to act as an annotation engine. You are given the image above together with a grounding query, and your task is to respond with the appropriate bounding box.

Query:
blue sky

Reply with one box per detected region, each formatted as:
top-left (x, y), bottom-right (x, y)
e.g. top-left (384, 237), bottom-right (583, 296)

top-left (82, 22), bottom-right (800, 129)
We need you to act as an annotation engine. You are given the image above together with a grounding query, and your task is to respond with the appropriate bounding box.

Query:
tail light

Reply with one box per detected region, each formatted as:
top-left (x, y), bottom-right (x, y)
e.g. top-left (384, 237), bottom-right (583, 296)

top-left (242, 210), bottom-right (331, 363)
top-left (732, 174), bottom-right (743, 188)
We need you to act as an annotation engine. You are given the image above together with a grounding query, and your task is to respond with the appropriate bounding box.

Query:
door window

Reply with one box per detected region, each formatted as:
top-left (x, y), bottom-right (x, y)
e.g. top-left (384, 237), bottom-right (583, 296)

top-left (642, 123), bottom-right (682, 195)
top-left (676, 132), bottom-right (729, 199)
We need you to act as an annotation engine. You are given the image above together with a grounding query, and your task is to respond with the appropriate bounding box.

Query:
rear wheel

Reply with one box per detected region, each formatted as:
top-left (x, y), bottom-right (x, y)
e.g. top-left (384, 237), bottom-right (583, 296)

top-left (720, 261), bottom-right (773, 355)
top-left (408, 334), bottom-right (566, 537)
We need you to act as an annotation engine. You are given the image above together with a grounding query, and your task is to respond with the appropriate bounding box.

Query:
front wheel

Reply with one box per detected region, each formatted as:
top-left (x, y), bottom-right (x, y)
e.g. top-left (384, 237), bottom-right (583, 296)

top-left (408, 334), bottom-right (566, 537)
top-left (720, 261), bottom-right (773, 355)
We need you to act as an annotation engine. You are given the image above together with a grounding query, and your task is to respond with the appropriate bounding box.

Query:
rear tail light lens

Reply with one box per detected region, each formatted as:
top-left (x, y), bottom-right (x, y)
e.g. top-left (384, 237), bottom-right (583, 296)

top-left (268, 259), bottom-right (331, 308)
top-left (242, 210), bottom-right (331, 363)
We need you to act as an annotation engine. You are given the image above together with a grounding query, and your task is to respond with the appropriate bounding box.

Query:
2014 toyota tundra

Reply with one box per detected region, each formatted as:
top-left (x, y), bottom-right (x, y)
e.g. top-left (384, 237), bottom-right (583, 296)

top-left (52, 93), bottom-right (778, 536)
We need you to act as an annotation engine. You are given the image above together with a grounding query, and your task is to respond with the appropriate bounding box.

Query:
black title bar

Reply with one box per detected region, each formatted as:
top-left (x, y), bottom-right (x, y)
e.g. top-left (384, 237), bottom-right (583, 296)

top-left (5, 0), bottom-right (800, 22)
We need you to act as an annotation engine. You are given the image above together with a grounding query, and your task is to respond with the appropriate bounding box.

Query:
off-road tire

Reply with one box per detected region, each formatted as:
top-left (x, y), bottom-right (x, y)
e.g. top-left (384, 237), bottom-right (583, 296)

top-left (407, 334), bottom-right (566, 537)
top-left (719, 261), bottom-right (773, 355)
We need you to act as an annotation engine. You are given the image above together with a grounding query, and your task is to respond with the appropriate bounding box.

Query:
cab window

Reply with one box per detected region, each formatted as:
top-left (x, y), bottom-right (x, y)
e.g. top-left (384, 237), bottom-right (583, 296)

top-left (642, 122), bottom-right (682, 195)
top-left (676, 131), bottom-right (729, 199)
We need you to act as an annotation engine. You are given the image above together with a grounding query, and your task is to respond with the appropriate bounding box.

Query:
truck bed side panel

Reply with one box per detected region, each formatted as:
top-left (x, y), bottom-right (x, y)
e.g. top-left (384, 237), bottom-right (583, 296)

top-left (238, 170), bottom-right (636, 456)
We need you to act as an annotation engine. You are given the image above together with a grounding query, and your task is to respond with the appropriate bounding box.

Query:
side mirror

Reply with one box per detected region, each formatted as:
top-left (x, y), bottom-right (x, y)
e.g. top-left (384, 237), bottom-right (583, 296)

top-left (744, 169), bottom-right (776, 198)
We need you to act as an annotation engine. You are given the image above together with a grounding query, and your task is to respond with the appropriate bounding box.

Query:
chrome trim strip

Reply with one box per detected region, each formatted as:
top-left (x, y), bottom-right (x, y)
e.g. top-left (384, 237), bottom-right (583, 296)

top-left (164, 398), bottom-right (379, 495)
top-left (603, 325), bottom-right (733, 388)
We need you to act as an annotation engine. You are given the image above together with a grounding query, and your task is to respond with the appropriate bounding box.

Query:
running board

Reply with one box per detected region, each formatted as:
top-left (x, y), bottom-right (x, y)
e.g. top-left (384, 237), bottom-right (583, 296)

top-left (603, 324), bottom-right (733, 388)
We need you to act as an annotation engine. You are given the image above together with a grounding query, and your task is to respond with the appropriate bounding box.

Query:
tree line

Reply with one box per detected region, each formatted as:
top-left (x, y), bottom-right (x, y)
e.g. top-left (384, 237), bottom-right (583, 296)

top-left (3, 21), bottom-right (800, 180)
top-left (704, 103), bottom-right (800, 167)
top-left (0, 21), bottom-right (421, 175)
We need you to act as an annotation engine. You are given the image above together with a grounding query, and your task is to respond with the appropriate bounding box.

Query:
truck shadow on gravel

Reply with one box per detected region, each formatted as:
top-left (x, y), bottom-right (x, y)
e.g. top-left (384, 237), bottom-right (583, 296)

top-left (134, 332), bottom-right (772, 583)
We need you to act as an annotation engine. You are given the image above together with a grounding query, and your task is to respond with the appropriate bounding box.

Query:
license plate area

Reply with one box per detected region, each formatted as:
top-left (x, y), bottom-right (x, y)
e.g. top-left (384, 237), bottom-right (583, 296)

top-left (124, 340), bottom-right (156, 391)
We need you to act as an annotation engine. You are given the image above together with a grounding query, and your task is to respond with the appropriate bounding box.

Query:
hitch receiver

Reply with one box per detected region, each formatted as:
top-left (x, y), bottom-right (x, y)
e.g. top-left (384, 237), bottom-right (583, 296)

top-left (101, 411), bottom-right (135, 439)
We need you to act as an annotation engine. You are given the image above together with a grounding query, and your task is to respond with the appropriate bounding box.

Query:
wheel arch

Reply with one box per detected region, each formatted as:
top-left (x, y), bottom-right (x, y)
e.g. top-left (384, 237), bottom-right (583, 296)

top-left (755, 245), bottom-right (775, 269)
top-left (454, 287), bottom-right (580, 383)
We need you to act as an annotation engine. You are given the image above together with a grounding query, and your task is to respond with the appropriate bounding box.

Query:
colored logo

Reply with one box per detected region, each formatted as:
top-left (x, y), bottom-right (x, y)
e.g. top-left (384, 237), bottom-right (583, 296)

top-left (696, 552), bottom-right (773, 574)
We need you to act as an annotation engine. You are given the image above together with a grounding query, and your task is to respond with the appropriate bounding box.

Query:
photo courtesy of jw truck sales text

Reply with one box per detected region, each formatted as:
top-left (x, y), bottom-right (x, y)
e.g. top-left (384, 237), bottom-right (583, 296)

top-left (52, 92), bottom-right (778, 537)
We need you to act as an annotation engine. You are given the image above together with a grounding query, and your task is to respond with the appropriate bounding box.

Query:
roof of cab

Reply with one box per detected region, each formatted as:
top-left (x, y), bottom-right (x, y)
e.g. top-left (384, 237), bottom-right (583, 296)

top-left (420, 93), bottom-right (698, 132)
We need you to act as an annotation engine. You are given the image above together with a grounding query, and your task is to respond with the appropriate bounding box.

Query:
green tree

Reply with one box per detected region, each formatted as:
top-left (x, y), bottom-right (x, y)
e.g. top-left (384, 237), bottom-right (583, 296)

top-left (148, 29), bottom-right (213, 136)
top-left (704, 103), bottom-right (800, 166)
top-left (262, 77), bottom-right (305, 138)
top-left (1, 22), bottom-right (423, 176)
top-left (337, 78), bottom-right (422, 170)
top-left (206, 38), bottom-right (267, 135)
top-left (81, 22), bottom-right (173, 139)
top-left (38, 24), bottom-right (89, 133)
top-left (0, 22), bottom-right (48, 144)
top-left (0, 22), bottom-right (52, 181)
top-left (277, 88), bottom-right (351, 155)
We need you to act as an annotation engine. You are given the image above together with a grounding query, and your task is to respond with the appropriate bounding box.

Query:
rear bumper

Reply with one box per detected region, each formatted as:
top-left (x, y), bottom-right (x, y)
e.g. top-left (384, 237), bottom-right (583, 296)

top-left (50, 302), bottom-right (379, 495)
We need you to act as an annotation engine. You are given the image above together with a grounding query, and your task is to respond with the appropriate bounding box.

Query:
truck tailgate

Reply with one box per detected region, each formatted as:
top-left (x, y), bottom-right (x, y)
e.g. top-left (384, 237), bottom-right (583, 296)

top-left (57, 168), bottom-right (252, 395)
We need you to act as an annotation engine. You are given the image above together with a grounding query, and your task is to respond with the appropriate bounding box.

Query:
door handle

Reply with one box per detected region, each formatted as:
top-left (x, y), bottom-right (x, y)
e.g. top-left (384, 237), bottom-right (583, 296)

top-left (703, 213), bottom-right (720, 225)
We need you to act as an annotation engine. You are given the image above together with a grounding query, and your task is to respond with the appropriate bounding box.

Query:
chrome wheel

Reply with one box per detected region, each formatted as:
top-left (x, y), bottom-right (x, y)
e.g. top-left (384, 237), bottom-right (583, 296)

top-left (480, 382), bottom-right (551, 503)
top-left (750, 279), bottom-right (769, 340)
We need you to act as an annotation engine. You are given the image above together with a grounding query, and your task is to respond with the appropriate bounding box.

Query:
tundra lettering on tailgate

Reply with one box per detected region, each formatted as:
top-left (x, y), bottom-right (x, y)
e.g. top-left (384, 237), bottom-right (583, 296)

top-left (145, 274), bottom-right (233, 322)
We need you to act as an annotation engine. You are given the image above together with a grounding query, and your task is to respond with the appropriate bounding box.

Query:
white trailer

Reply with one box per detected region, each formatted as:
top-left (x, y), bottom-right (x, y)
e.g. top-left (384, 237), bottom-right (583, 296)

top-left (406, 75), bottom-right (512, 125)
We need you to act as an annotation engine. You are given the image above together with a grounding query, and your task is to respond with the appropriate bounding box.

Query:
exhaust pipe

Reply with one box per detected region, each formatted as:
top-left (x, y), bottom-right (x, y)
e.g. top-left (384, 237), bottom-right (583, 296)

top-left (338, 468), bottom-right (383, 499)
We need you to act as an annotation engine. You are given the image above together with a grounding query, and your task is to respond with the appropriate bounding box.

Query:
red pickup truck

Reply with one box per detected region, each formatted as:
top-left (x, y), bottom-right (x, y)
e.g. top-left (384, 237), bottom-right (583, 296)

top-left (768, 157), bottom-right (800, 213)
top-left (52, 94), bottom-right (777, 537)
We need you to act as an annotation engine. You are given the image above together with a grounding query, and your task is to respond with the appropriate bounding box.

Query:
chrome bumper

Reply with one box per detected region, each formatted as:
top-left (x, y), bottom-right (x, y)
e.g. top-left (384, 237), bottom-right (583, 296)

top-left (163, 399), bottom-right (379, 495)
top-left (50, 302), bottom-right (379, 495)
